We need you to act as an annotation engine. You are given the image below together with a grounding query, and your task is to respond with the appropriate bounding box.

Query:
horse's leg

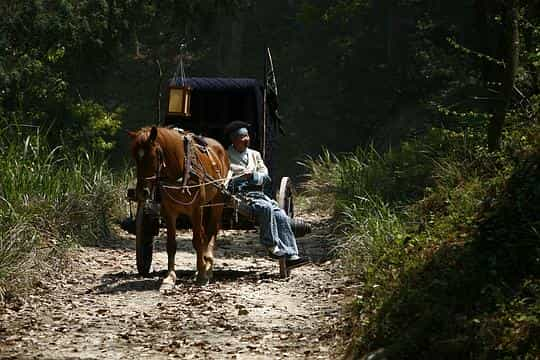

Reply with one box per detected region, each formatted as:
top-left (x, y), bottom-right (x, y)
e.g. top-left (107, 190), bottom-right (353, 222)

top-left (160, 213), bottom-right (178, 291)
top-left (202, 204), bottom-right (223, 282)
top-left (192, 206), bottom-right (211, 285)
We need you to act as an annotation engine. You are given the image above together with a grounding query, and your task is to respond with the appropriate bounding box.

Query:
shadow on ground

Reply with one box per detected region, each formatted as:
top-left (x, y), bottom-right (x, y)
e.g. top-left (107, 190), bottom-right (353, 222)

top-left (90, 216), bottom-right (336, 264)
top-left (92, 268), bottom-right (280, 295)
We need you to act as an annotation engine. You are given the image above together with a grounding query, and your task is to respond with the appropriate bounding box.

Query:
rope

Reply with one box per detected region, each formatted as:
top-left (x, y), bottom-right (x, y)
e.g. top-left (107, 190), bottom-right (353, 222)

top-left (199, 202), bottom-right (227, 208)
top-left (140, 135), bottom-right (251, 199)
top-left (162, 187), bottom-right (200, 206)
top-left (160, 172), bottom-right (245, 190)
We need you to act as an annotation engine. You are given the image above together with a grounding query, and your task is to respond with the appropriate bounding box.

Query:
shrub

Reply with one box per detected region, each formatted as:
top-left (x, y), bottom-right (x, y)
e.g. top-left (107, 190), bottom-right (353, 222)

top-left (0, 123), bottom-right (126, 300)
top-left (304, 123), bottom-right (540, 358)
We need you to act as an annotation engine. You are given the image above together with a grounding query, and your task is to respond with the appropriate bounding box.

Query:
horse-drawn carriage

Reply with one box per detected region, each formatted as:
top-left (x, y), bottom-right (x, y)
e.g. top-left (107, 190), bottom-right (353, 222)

top-left (124, 53), bottom-right (307, 283)
top-left (164, 76), bottom-right (295, 222)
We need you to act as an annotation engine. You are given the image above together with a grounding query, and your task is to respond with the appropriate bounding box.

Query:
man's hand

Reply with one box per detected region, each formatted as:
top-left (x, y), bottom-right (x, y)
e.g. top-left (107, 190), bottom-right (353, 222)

top-left (241, 171), bottom-right (253, 180)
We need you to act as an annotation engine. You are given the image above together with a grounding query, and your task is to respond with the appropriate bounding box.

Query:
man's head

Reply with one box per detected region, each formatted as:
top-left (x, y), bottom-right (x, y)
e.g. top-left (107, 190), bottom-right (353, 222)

top-left (225, 121), bottom-right (251, 152)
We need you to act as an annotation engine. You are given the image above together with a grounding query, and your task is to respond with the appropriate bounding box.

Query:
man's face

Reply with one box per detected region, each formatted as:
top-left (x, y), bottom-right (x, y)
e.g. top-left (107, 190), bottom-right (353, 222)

top-left (232, 133), bottom-right (250, 152)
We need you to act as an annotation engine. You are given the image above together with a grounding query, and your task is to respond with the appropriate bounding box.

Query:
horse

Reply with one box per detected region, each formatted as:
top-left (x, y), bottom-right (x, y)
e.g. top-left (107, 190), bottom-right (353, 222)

top-left (128, 126), bottom-right (230, 288)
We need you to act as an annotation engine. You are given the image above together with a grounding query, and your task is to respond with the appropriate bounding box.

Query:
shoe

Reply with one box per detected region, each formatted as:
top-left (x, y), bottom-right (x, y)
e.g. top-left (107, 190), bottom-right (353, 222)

top-left (285, 256), bottom-right (310, 269)
top-left (267, 246), bottom-right (285, 260)
top-left (289, 218), bottom-right (312, 238)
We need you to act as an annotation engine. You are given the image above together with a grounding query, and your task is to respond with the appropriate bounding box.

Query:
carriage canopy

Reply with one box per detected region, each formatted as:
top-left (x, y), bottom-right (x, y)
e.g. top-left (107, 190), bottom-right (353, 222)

top-left (165, 77), bottom-right (281, 158)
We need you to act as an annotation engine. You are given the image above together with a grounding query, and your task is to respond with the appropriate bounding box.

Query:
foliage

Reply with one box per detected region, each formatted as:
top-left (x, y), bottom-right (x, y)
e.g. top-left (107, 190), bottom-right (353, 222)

top-left (65, 101), bottom-right (123, 152)
top-left (298, 149), bottom-right (340, 211)
top-left (0, 1), bottom-right (130, 156)
top-left (0, 122), bottom-right (127, 300)
top-left (305, 118), bottom-right (540, 358)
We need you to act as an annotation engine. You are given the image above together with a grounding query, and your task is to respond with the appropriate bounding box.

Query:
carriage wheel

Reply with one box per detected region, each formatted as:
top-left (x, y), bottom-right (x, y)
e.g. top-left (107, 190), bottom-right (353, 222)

top-left (276, 177), bottom-right (295, 218)
top-left (135, 202), bottom-right (156, 277)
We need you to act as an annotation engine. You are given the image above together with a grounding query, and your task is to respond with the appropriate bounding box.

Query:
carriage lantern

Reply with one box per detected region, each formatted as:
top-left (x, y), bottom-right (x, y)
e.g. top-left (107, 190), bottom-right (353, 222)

top-left (167, 44), bottom-right (192, 117)
top-left (167, 85), bottom-right (192, 117)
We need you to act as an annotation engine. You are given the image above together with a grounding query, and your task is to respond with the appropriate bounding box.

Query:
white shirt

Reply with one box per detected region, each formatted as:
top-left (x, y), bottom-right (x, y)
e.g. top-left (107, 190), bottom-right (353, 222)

top-left (227, 145), bottom-right (268, 185)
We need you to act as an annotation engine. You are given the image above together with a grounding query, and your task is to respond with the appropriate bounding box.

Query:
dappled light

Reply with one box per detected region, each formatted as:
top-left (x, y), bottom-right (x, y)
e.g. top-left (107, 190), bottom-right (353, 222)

top-left (2, 1), bottom-right (540, 358)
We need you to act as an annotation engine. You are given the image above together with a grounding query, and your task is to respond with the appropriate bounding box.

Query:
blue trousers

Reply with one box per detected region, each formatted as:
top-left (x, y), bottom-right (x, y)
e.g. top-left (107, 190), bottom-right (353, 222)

top-left (247, 192), bottom-right (299, 257)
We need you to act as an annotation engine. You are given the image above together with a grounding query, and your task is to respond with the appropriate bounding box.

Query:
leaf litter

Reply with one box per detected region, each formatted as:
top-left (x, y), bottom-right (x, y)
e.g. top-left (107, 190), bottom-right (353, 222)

top-left (0, 212), bottom-right (350, 359)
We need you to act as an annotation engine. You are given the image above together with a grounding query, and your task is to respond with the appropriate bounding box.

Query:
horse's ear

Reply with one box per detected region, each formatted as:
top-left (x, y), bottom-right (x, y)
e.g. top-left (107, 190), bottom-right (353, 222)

top-left (127, 130), bottom-right (138, 139)
top-left (149, 126), bottom-right (158, 143)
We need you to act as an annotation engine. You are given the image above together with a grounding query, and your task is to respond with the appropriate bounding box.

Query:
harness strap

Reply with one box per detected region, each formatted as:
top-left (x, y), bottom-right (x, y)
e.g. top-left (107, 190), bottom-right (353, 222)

top-left (154, 146), bottom-right (164, 203)
top-left (182, 135), bottom-right (192, 189)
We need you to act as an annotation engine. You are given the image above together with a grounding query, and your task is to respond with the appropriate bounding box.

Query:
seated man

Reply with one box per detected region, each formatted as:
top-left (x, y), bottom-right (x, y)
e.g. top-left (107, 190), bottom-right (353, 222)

top-left (225, 121), bottom-right (309, 269)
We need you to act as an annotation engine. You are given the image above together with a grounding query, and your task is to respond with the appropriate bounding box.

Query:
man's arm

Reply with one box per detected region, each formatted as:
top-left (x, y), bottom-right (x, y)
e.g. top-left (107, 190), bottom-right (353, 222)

top-left (229, 163), bottom-right (247, 174)
top-left (251, 151), bottom-right (269, 185)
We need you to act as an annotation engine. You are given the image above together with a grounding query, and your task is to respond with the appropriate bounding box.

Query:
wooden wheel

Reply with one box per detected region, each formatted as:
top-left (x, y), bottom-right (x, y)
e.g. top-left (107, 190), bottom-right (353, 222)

top-left (135, 202), bottom-right (157, 276)
top-left (276, 177), bottom-right (294, 218)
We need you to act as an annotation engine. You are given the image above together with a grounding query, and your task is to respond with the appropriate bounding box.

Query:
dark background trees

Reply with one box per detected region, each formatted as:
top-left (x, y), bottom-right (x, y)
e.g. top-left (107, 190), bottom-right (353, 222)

top-left (1, 0), bottom-right (539, 172)
top-left (2, 2), bottom-right (540, 357)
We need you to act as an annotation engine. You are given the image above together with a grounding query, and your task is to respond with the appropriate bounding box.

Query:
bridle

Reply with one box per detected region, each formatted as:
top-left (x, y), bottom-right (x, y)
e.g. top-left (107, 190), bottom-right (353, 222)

top-left (136, 143), bottom-right (166, 204)
top-left (136, 133), bottom-right (221, 206)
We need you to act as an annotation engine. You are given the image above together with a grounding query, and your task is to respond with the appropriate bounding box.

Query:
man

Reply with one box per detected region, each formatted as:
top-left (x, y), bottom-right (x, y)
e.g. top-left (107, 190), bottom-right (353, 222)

top-left (225, 121), bottom-right (309, 269)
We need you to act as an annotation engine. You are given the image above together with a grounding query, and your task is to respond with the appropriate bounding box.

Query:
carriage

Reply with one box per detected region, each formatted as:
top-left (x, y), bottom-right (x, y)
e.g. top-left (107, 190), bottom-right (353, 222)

top-left (124, 51), bottom-right (305, 279)
top-left (163, 76), bottom-right (295, 223)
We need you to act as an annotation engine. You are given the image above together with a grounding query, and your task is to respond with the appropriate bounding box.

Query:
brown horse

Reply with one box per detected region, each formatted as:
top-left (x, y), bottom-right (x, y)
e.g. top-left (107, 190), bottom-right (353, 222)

top-left (128, 126), bottom-right (230, 288)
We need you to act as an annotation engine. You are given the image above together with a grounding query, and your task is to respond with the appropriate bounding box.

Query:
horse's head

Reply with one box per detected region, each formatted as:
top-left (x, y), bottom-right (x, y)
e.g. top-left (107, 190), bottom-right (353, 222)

top-left (128, 126), bottom-right (164, 201)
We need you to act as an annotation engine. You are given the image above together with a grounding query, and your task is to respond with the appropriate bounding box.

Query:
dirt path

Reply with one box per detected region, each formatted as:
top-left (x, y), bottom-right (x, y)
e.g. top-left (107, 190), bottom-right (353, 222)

top-left (0, 213), bottom-right (349, 359)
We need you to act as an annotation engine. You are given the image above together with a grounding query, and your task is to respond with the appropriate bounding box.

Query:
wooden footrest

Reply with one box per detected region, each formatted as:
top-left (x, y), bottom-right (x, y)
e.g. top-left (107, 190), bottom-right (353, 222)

top-left (279, 257), bottom-right (290, 278)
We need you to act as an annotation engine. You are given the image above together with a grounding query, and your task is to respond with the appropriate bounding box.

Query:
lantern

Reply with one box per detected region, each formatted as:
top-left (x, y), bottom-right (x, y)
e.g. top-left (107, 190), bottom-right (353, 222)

top-left (167, 85), bottom-right (192, 117)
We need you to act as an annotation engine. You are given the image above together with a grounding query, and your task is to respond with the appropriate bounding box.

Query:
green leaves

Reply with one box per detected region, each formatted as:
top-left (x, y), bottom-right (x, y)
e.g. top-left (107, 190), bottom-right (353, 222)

top-left (46, 46), bottom-right (65, 64)
top-left (67, 100), bottom-right (123, 153)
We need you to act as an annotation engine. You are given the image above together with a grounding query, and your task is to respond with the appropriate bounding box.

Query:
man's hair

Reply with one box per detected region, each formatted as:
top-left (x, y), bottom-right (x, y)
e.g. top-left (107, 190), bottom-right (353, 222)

top-left (224, 121), bottom-right (250, 138)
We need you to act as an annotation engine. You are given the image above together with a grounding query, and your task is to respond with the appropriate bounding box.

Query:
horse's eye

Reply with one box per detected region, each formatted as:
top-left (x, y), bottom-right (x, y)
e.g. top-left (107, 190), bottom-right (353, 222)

top-left (138, 149), bottom-right (145, 159)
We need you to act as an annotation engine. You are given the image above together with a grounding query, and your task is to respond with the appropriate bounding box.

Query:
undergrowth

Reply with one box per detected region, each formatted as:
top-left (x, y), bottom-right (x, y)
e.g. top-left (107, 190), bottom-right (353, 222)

top-left (304, 122), bottom-right (540, 359)
top-left (0, 124), bottom-right (127, 301)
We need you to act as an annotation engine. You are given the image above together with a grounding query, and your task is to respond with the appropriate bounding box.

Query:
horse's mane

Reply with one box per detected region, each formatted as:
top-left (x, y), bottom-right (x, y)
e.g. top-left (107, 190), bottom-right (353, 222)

top-left (131, 126), bottom-right (179, 150)
top-left (130, 127), bottom-right (184, 178)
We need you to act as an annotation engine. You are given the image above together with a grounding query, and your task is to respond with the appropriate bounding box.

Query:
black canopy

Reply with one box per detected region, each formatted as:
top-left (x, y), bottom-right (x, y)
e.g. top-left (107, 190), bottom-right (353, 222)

top-left (169, 77), bottom-right (263, 93)
top-left (165, 77), bottom-right (267, 154)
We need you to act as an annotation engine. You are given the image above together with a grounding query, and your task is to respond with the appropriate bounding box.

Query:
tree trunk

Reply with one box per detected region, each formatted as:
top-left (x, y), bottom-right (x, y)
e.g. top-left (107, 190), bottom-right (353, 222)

top-left (227, 12), bottom-right (245, 76)
top-left (216, 3), bottom-right (226, 74)
top-left (387, 0), bottom-right (394, 66)
top-left (474, 0), bottom-right (491, 85)
top-left (132, 28), bottom-right (141, 58)
top-left (488, 0), bottom-right (519, 151)
top-left (524, 1), bottom-right (540, 94)
top-left (216, 8), bottom-right (245, 76)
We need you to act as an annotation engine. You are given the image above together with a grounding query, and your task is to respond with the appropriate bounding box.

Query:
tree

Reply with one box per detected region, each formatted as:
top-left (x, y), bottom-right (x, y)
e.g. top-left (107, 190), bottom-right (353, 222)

top-left (488, 0), bottom-right (520, 151)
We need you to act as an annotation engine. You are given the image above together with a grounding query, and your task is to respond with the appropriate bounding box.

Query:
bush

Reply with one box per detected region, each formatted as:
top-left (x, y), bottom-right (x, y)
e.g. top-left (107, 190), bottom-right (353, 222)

top-left (0, 123), bottom-right (126, 300)
top-left (305, 123), bottom-right (540, 358)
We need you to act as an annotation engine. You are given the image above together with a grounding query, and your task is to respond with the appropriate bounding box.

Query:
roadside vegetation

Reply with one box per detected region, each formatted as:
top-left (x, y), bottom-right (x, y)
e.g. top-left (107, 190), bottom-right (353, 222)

top-left (0, 121), bottom-right (127, 301)
top-left (303, 116), bottom-right (540, 358)
top-left (2, 1), bottom-right (540, 356)
top-left (0, 2), bottom-right (132, 300)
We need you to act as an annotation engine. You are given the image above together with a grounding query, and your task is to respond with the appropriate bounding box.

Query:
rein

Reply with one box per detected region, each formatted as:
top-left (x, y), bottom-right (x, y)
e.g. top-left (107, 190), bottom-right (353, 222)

top-left (182, 136), bottom-right (192, 188)
top-left (147, 132), bottom-right (224, 206)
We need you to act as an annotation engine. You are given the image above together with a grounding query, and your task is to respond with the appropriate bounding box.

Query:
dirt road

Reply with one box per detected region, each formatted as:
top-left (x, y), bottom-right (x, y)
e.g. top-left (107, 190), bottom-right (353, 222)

top-left (0, 214), bottom-right (348, 359)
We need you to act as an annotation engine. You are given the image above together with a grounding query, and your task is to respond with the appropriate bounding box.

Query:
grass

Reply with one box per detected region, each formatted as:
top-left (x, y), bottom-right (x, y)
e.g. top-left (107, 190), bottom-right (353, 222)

top-left (0, 124), bottom-right (128, 300)
top-left (303, 123), bottom-right (540, 359)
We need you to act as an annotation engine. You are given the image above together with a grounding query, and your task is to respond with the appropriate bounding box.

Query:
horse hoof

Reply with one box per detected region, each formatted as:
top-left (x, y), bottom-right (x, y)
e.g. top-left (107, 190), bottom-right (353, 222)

top-left (160, 283), bottom-right (175, 293)
top-left (160, 277), bottom-right (176, 293)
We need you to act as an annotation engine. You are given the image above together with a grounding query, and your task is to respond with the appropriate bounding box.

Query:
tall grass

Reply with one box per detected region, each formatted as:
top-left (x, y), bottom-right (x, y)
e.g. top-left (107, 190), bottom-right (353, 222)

top-left (338, 196), bottom-right (406, 281)
top-left (301, 128), bottom-right (470, 210)
top-left (0, 124), bottom-right (126, 299)
top-left (304, 124), bottom-right (540, 358)
top-left (298, 149), bottom-right (340, 212)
